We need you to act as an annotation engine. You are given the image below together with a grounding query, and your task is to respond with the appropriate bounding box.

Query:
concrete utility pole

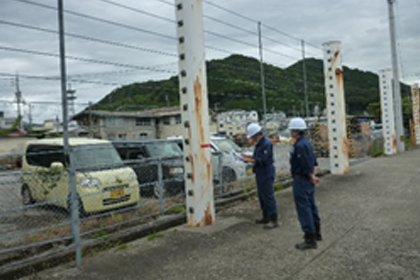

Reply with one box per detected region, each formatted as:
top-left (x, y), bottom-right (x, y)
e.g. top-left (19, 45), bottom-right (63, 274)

top-left (258, 22), bottom-right (267, 130)
top-left (28, 103), bottom-right (33, 130)
top-left (301, 40), bottom-right (309, 118)
top-left (387, 0), bottom-right (405, 152)
top-left (14, 74), bottom-right (23, 129)
top-left (175, 0), bottom-right (215, 227)
top-left (66, 83), bottom-right (76, 120)
top-left (379, 69), bottom-right (397, 155)
top-left (411, 84), bottom-right (420, 145)
top-left (322, 41), bottom-right (349, 175)
top-left (58, 0), bottom-right (81, 268)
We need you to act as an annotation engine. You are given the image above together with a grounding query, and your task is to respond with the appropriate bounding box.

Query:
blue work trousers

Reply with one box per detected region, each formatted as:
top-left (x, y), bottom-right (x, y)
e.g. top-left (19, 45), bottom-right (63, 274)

top-left (293, 177), bottom-right (320, 233)
top-left (255, 166), bottom-right (277, 216)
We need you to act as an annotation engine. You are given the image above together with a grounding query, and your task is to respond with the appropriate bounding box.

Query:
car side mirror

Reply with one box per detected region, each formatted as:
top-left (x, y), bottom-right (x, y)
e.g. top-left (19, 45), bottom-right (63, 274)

top-left (50, 162), bottom-right (64, 169)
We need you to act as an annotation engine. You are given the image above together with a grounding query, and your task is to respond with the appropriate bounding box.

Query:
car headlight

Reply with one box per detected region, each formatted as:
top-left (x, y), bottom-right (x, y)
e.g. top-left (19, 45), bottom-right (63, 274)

top-left (169, 167), bottom-right (184, 175)
top-left (80, 178), bottom-right (101, 187)
top-left (129, 172), bottom-right (137, 181)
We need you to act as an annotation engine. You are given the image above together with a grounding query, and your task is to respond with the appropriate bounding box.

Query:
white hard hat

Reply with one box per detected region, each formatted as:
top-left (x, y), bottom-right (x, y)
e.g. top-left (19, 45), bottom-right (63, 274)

top-left (288, 117), bottom-right (307, 130)
top-left (246, 123), bottom-right (262, 138)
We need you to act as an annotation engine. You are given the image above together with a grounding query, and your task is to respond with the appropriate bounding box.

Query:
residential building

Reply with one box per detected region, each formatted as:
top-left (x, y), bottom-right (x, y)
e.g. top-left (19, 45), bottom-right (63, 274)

top-left (0, 111), bottom-right (19, 129)
top-left (217, 110), bottom-right (259, 138)
top-left (72, 107), bottom-right (217, 140)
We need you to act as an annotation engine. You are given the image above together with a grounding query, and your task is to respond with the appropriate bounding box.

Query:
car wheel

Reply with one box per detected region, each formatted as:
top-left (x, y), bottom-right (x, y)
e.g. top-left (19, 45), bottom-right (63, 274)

top-left (21, 185), bottom-right (34, 205)
top-left (153, 183), bottom-right (164, 199)
top-left (222, 168), bottom-right (237, 183)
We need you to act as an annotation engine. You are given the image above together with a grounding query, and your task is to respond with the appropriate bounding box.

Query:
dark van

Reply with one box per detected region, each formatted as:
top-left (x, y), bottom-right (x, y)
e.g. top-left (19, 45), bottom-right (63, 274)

top-left (112, 140), bottom-right (184, 198)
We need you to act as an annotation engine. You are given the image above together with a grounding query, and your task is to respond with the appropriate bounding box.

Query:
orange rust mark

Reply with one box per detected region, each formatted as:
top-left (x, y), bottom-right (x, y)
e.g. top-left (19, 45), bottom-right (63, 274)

top-left (343, 165), bottom-right (350, 174)
top-left (189, 155), bottom-right (195, 184)
top-left (342, 136), bottom-right (349, 153)
top-left (206, 161), bottom-right (212, 182)
top-left (335, 68), bottom-right (343, 76)
top-left (392, 134), bottom-right (397, 151)
top-left (194, 72), bottom-right (205, 144)
top-left (195, 202), bottom-right (214, 226)
top-left (334, 50), bottom-right (340, 59)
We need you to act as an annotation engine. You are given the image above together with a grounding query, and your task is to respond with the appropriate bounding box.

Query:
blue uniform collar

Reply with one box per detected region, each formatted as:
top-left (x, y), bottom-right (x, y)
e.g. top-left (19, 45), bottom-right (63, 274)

top-left (294, 135), bottom-right (306, 147)
top-left (256, 135), bottom-right (266, 147)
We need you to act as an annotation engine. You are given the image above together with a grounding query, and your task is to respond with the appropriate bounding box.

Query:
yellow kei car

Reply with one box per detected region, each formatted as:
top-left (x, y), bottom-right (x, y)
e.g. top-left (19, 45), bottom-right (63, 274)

top-left (21, 138), bottom-right (140, 215)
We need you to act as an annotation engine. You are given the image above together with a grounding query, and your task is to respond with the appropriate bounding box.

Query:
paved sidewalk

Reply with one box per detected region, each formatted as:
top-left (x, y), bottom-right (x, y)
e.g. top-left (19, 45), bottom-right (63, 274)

top-left (20, 148), bottom-right (420, 280)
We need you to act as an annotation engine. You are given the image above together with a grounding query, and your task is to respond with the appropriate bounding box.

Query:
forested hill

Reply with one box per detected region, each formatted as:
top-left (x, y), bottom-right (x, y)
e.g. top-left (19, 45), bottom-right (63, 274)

top-left (94, 54), bottom-right (411, 116)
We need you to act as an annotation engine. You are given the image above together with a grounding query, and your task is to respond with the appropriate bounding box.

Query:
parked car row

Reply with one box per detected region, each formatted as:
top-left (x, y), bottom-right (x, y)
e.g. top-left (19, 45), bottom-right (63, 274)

top-left (20, 136), bottom-right (251, 216)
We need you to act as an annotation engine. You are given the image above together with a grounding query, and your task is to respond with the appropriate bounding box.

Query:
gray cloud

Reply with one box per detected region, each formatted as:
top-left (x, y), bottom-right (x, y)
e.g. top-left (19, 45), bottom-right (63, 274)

top-left (0, 0), bottom-right (418, 123)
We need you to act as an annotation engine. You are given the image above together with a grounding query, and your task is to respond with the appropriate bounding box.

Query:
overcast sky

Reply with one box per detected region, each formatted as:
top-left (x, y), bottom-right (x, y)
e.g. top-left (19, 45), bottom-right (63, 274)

top-left (0, 0), bottom-right (418, 123)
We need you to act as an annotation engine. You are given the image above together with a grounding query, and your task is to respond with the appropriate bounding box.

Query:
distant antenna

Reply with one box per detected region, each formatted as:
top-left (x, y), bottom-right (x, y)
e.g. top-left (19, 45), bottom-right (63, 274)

top-left (66, 83), bottom-right (77, 119)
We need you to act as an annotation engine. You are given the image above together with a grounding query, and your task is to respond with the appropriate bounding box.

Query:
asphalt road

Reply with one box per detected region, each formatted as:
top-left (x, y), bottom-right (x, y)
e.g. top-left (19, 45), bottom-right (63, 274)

top-left (17, 147), bottom-right (420, 280)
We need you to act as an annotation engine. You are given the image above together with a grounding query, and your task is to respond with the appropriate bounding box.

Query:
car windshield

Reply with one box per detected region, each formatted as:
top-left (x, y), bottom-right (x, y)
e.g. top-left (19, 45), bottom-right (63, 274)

top-left (73, 144), bottom-right (123, 170)
top-left (147, 142), bottom-right (183, 158)
top-left (212, 138), bottom-right (242, 153)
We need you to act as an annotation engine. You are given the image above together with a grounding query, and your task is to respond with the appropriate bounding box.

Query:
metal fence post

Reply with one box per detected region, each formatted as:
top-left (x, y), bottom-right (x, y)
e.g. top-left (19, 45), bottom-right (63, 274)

top-left (88, 101), bottom-right (93, 138)
top-left (57, 0), bottom-right (81, 268)
top-left (379, 69), bottom-right (397, 155)
top-left (218, 152), bottom-right (224, 195)
top-left (175, 0), bottom-right (215, 227)
top-left (301, 40), bottom-right (309, 118)
top-left (322, 41), bottom-right (349, 175)
top-left (411, 84), bottom-right (420, 145)
top-left (157, 157), bottom-right (165, 215)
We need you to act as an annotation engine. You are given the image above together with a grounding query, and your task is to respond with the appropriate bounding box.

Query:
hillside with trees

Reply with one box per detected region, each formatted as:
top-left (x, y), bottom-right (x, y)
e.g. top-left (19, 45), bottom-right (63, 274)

top-left (94, 54), bottom-right (411, 119)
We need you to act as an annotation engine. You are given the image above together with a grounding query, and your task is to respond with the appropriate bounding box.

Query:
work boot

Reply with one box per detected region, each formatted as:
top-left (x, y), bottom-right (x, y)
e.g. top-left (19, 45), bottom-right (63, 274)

top-left (255, 211), bottom-right (269, 224)
top-left (315, 223), bottom-right (322, 241)
top-left (295, 232), bottom-right (317, 250)
top-left (263, 214), bottom-right (278, 229)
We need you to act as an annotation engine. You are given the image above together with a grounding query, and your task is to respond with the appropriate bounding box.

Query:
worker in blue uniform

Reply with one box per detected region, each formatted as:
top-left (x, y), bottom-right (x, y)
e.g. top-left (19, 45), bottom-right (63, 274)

top-left (288, 117), bottom-right (322, 249)
top-left (241, 123), bottom-right (278, 229)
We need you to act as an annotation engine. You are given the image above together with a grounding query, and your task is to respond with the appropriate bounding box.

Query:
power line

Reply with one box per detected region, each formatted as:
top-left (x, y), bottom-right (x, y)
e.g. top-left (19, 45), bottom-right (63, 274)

top-left (203, 0), bottom-right (256, 23)
top-left (151, 0), bottom-right (173, 6)
top-left (203, 0), bottom-right (321, 50)
top-left (11, 0), bottom-right (176, 41)
top-left (205, 30), bottom-right (301, 60)
top-left (0, 20), bottom-right (177, 58)
top-left (204, 15), bottom-right (257, 36)
top-left (0, 72), bottom-right (179, 93)
top-left (92, 0), bottom-right (175, 23)
top-left (0, 45), bottom-right (178, 75)
top-left (91, 0), bottom-right (306, 57)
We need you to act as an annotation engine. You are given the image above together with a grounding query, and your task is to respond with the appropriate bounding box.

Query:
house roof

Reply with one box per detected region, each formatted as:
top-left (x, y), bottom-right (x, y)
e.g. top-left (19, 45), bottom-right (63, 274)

top-left (73, 107), bottom-right (181, 120)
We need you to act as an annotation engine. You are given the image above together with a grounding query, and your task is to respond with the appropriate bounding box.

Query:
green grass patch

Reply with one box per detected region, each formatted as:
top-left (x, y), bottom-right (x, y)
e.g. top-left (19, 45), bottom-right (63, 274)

top-left (93, 229), bottom-right (109, 240)
top-left (166, 205), bottom-right (186, 215)
top-left (274, 184), bottom-right (284, 192)
top-left (147, 232), bottom-right (164, 241)
top-left (369, 141), bottom-right (384, 156)
top-left (243, 186), bottom-right (255, 195)
top-left (405, 139), bottom-right (412, 150)
top-left (115, 243), bottom-right (129, 252)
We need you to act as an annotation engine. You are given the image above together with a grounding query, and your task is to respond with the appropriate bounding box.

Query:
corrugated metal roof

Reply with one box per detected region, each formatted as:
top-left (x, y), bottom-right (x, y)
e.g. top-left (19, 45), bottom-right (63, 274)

top-left (75, 107), bottom-right (181, 119)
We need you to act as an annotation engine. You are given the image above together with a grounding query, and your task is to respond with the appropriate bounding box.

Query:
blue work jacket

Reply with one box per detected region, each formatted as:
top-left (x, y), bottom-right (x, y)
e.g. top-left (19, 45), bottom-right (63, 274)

top-left (290, 136), bottom-right (318, 176)
top-left (253, 136), bottom-right (274, 175)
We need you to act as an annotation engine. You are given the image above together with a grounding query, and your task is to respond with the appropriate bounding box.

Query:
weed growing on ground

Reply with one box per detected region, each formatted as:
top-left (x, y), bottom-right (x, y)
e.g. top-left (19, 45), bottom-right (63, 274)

top-left (147, 232), bottom-right (164, 241)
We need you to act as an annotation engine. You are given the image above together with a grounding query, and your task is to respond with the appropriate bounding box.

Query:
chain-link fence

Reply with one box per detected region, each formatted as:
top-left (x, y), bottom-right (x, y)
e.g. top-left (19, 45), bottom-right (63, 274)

top-left (0, 137), bottom-right (291, 272)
